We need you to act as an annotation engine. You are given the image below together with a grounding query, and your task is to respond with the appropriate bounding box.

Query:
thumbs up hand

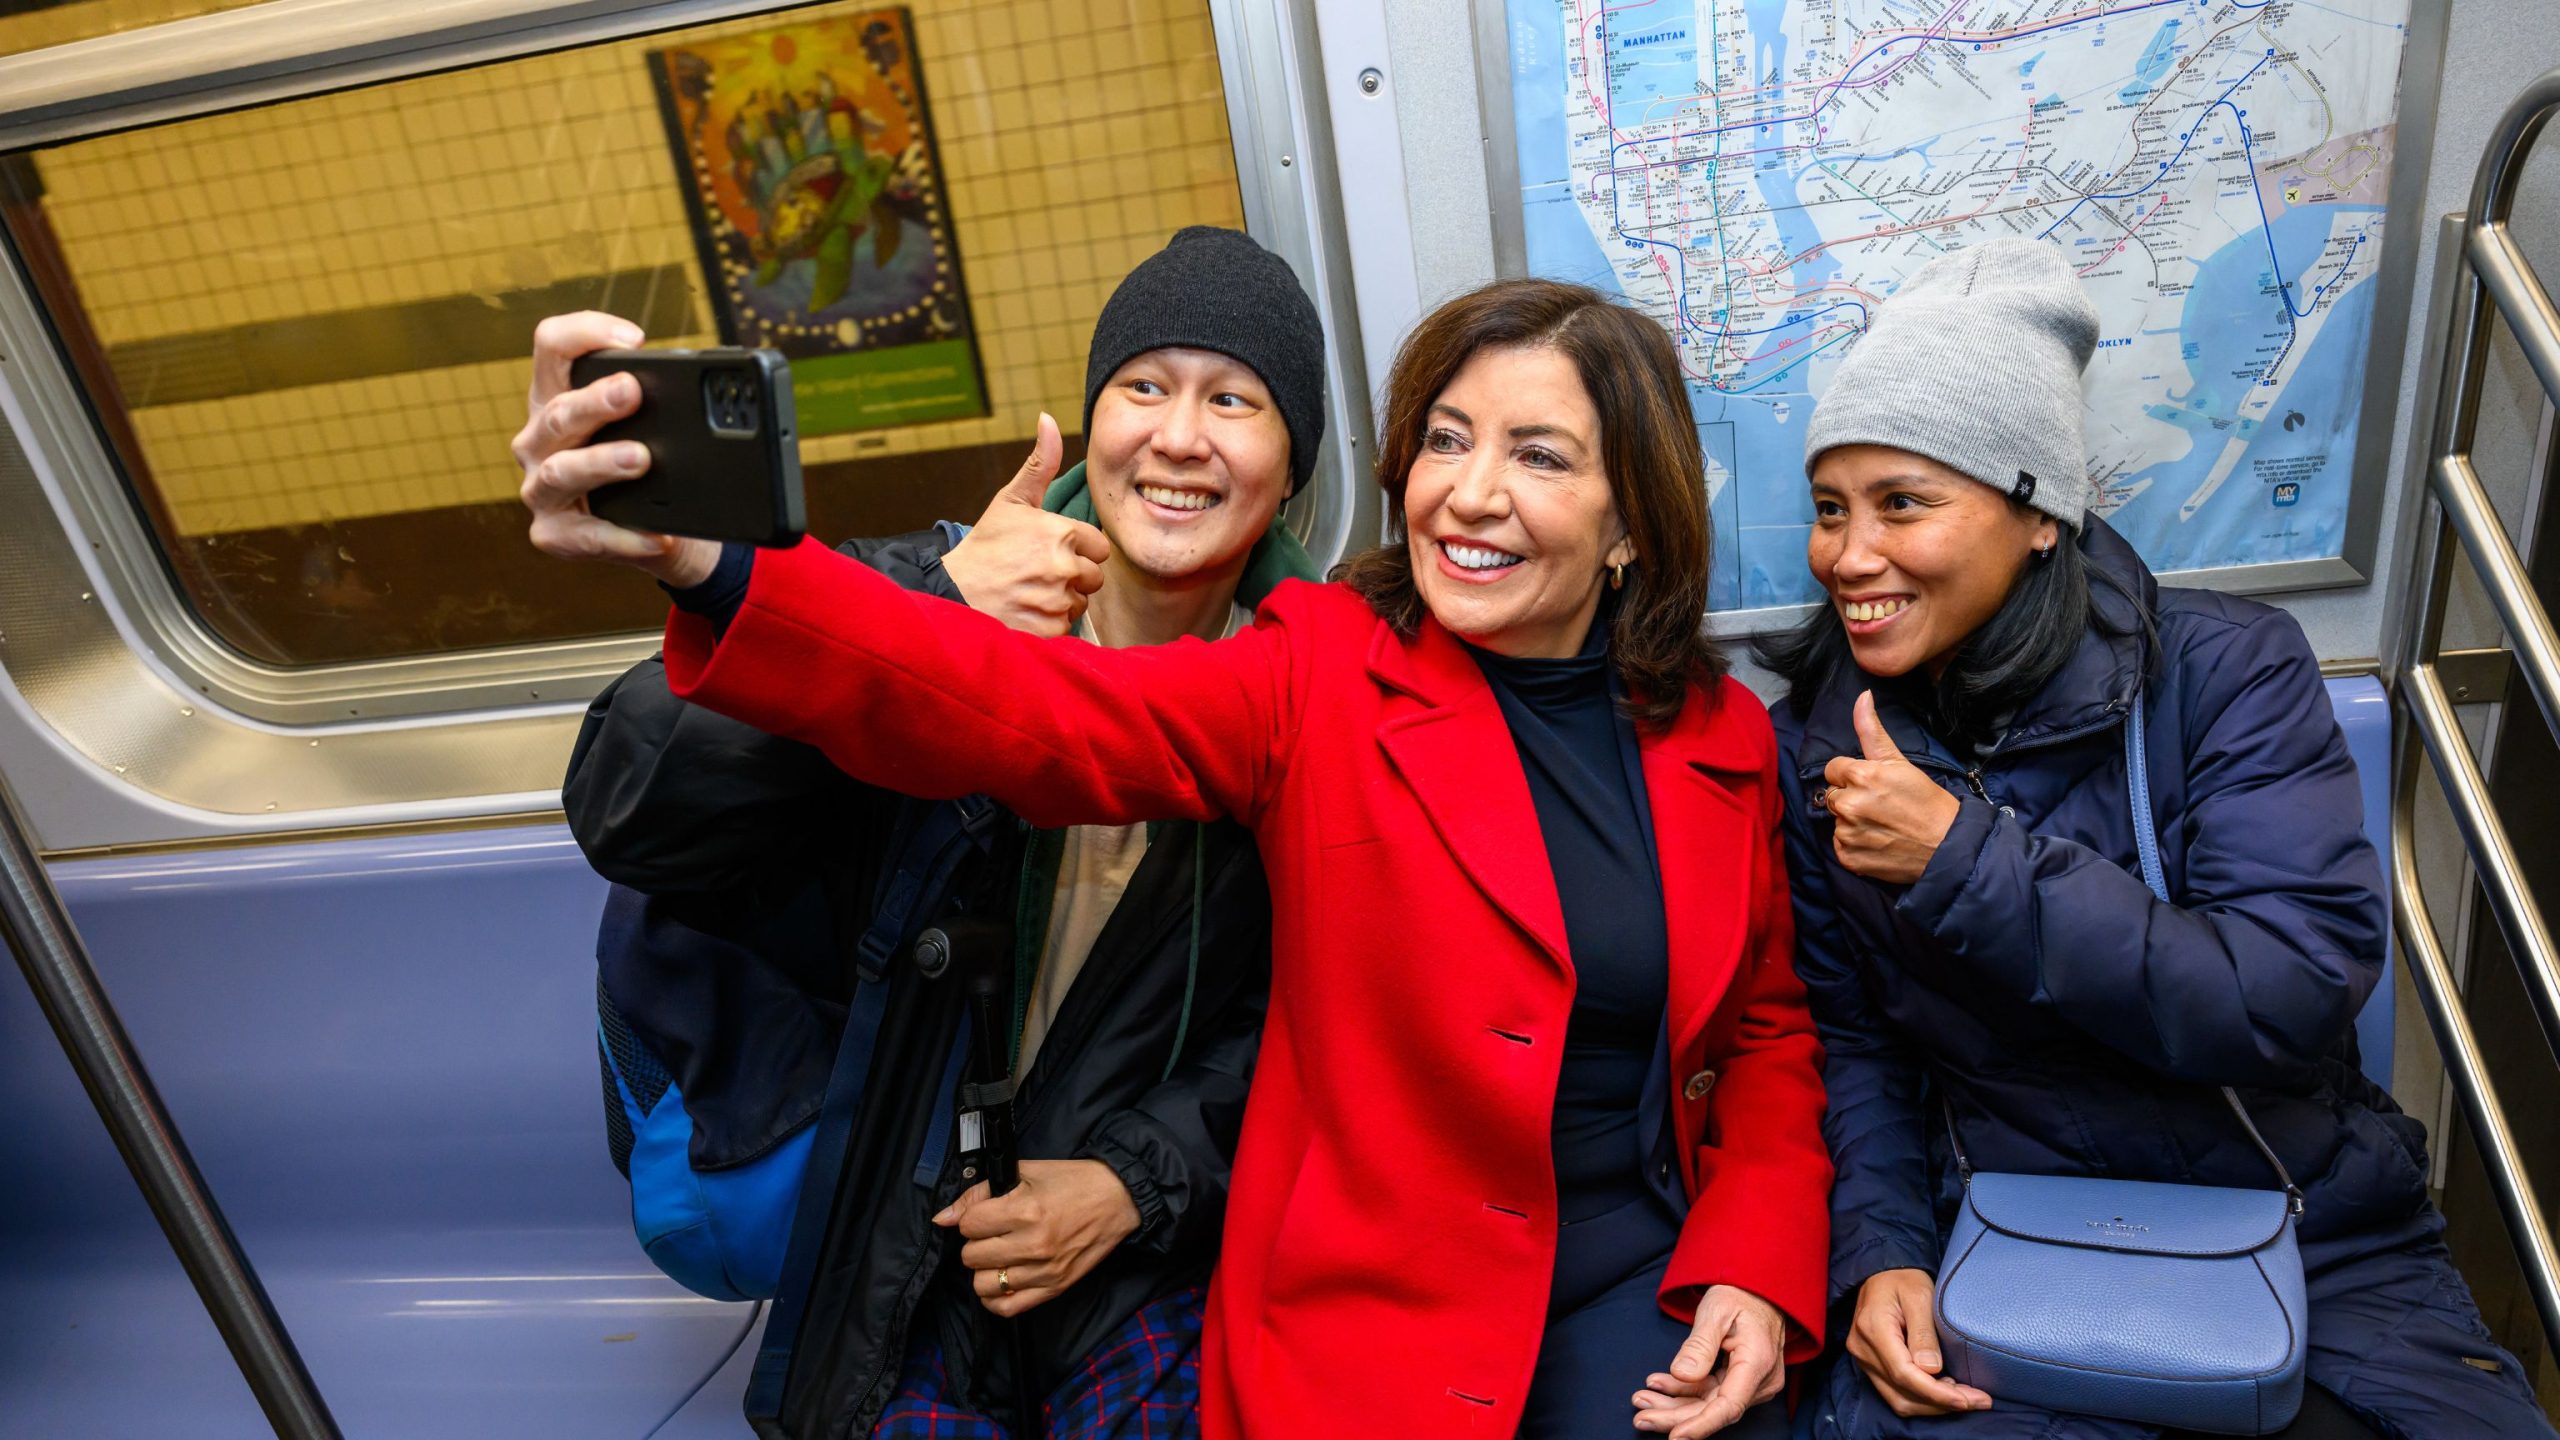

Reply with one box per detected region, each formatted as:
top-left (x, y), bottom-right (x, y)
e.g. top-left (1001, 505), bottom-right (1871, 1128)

top-left (1822, 690), bottom-right (1963, 884)
top-left (941, 413), bottom-right (1113, 637)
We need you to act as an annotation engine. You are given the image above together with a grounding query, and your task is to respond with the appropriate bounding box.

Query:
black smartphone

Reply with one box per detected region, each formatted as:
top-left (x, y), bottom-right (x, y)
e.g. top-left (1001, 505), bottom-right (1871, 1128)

top-left (567, 346), bottom-right (806, 547)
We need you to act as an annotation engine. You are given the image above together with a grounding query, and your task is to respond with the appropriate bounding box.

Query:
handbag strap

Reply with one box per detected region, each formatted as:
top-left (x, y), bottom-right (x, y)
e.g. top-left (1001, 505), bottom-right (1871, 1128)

top-left (1936, 696), bottom-right (2302, 1214)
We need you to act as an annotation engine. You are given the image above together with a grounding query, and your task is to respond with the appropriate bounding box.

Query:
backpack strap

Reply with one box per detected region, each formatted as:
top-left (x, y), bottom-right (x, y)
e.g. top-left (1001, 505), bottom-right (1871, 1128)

top-left (857, 793), bottom-right (1002, 982)
top-left (746, 792), bottom-right (1003, 1420)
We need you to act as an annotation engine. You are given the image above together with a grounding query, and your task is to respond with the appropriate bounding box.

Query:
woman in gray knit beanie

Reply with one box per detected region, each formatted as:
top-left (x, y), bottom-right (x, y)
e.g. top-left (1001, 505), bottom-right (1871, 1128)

top-left (1760, 239), bottom-right (2551, 1440)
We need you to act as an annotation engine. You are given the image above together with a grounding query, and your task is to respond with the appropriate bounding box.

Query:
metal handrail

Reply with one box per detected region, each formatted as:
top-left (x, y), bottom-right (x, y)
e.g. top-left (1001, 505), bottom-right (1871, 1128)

top-left (0, 766), bottom-right (340, 1438)
top-left (2391, 64), bottom-right (2560, 1347)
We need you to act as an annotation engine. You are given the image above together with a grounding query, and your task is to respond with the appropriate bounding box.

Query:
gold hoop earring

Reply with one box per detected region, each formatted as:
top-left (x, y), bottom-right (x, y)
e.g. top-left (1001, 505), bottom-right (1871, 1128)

top-left (1609, 562), bottom-right (1626, 591)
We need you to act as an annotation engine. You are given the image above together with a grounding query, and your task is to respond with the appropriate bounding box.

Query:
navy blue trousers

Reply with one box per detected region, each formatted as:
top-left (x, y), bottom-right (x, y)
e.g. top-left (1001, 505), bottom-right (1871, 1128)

top-left (1521, 1192), bottom-right (1790, 1439)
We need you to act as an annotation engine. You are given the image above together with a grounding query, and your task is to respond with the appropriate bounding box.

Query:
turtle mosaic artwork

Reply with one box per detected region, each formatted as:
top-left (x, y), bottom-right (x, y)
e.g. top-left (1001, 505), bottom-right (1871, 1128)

top-left (650, 7), bottom-right (988, 436)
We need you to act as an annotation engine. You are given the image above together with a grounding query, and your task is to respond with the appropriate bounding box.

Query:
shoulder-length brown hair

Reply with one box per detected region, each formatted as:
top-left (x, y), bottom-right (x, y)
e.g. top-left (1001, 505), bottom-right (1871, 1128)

top-left (1336, 277), bottom-right (1723, 726)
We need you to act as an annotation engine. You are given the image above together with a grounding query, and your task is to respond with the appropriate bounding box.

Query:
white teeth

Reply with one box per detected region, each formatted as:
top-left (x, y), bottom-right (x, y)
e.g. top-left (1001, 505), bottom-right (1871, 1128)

top-left (1138, 483), bottom-right (1217, 512)
top-left (1443, 541), bottom-right (1523, 571)
top-left (1845, 599), bottom-right (1910, 622)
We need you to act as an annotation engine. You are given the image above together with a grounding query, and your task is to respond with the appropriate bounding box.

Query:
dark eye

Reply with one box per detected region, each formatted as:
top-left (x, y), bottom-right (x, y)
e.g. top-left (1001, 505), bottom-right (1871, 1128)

top-left (1127, 379), bottom-right (1166, 397)
top-left (1424, 427), bottom-right (1467, 454)
top-left (1211, 391), bottom-right (1249, 409)
top-left (1812, 498), bottom-right (1846, 520)
top-left (1884, 491), bottom-right (1924, 512)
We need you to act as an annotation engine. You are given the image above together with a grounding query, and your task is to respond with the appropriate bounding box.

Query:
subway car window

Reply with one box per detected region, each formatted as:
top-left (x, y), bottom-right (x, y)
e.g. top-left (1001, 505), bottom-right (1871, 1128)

top-left (0, 0), bottom-right (1243, 665)
top-left (0, 0), bottom-right (264, 58)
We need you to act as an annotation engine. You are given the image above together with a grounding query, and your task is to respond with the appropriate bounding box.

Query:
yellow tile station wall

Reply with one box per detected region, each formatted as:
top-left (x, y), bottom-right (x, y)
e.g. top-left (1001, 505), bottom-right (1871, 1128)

top-left (25, 0), bottom-right (1244, 535)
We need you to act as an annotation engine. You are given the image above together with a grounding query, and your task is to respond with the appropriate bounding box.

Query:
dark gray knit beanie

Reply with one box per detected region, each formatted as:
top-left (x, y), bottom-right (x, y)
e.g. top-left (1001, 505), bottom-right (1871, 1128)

top-left (1804, 238), bottom-right (2100, 526)
top-left (1083, 226), bottom-right (1327, 496)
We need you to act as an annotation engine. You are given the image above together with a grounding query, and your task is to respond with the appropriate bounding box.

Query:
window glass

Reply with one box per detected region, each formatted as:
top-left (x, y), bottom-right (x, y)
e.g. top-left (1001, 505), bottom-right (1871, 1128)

top-left (0, 0), bottom-right (1244, 664)
top-left (0, 0), bottom-right (267, 59)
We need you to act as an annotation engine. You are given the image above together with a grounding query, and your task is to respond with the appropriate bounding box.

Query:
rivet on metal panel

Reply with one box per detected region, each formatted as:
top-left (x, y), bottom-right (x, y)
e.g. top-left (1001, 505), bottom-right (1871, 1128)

top-left (1359, 68), bottom-right (1383, 95)
top-left (1279, 154), bottom-right (1293, 168)
top-left (2439, 647), bottom-right (2516, 705)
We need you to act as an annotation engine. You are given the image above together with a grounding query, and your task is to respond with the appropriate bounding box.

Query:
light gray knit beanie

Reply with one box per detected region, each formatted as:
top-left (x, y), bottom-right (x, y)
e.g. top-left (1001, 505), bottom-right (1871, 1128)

top-left (1803, 238), bottom-right (2100, 526)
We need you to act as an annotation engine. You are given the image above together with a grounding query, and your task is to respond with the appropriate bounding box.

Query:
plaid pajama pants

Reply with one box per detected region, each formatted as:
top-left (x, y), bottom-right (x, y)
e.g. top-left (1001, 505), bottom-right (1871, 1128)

top-left (869, 1285), bottom-right (1205, 1440)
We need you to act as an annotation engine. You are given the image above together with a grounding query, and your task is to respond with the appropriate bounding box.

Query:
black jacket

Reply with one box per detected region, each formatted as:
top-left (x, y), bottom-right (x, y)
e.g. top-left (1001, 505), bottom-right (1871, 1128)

top-left (563, 531), bottom-right (1271, 1440)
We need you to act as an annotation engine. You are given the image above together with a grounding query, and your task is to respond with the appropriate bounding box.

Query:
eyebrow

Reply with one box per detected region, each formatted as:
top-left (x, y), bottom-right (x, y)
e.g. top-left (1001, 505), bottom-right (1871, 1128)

top-left (1816, 469), bottom-right (1959, 496)
top-left (1428, 402), bottom-right (1591, 454)
top-left (1507, 423), bottom-right (1581, 444)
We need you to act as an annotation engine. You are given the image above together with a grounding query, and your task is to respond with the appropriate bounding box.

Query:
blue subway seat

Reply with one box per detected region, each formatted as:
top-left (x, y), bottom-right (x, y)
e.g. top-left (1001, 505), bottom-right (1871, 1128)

top-left (2325, 673), bottom-right (2397, 1094)
top-left (0, 825), bottom-right (755, 1439)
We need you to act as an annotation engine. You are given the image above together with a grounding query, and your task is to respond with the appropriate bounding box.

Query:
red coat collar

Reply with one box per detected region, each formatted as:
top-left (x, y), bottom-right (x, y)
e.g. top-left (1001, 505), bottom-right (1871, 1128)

top-left (1362, 615), bottom-right (1763, 1053)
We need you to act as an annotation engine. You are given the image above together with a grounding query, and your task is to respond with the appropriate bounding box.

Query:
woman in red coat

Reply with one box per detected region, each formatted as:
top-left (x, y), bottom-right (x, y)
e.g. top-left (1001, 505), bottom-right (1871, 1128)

top-left (524, 279), bottom-right (1829, 1438)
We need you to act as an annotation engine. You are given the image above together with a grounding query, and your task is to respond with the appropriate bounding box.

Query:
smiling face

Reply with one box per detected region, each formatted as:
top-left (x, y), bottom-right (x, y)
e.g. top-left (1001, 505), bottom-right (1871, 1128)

top-left (1084, 346), bottom-right (1291, 586)
top-left (1807, 444), bottom-right (2058, 679)
top-left (1401, 344), bottom-right (1633, 658)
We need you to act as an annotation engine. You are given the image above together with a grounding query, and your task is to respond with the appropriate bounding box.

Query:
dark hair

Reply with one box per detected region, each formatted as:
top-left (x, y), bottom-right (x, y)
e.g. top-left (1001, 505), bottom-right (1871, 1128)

top-left (1754, 515), bottom-right (2149, 747)
top-left (1334, 278), bottom-right (1722, 726)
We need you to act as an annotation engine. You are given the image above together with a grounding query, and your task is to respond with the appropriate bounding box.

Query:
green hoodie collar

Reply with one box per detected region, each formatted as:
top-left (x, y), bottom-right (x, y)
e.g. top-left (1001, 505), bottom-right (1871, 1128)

top-left (1039, 461), bottom-right (1322, 610)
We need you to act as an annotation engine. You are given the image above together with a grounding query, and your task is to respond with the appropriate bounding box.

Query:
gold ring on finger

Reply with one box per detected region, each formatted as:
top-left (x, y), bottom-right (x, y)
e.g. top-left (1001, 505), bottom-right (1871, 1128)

top-left (996, 1268), bottom-right (1013, 1297)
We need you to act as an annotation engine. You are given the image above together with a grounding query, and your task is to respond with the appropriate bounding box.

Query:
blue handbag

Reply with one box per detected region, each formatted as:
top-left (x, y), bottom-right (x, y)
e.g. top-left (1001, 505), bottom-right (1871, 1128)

top-left (1931, 694), bottom-right (2309, 1435)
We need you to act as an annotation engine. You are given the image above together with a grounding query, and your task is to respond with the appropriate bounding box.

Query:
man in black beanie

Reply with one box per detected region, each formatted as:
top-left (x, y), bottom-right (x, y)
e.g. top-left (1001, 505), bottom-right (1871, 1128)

top-left (934, 224), bottom-right (1328, 643)
top-left (528, 227), bottom-right (1328, 1437)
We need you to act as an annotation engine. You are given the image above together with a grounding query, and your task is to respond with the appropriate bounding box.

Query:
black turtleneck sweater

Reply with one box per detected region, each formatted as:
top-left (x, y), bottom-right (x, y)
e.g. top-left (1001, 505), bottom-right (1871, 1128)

top-left (1466, 632), bottom-right (1670, 1227)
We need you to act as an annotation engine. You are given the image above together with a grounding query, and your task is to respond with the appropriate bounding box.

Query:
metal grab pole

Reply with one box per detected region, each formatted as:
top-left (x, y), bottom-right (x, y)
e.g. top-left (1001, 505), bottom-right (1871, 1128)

top-left (0, 771), bottom-right (340, 1439)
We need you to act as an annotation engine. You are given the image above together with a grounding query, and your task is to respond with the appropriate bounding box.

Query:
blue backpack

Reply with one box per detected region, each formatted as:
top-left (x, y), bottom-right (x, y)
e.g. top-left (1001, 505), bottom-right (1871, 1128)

top-left (593, 792), bottom-right (1003, 1304)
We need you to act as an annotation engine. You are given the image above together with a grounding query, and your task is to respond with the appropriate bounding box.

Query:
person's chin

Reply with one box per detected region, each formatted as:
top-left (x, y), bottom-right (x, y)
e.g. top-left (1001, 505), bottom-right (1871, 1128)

top-left (1845, 636), bottom-right (1923, 678)
top-left (1416, 582), bottom-right (1501, 635)
top-left (1128, 526), bottom-right (1250, 582)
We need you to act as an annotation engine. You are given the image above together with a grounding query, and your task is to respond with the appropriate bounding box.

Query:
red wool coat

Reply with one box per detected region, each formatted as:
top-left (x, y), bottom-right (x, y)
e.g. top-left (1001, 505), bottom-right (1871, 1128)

top-left (662, 538), bottom-right (1831, 1438)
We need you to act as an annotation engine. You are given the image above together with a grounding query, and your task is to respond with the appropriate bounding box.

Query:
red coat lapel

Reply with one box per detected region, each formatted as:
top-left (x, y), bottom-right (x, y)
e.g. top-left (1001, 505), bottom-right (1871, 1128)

top-left (1367, 620), bottom-right (1573, 973)
top-left (1641, 686), bottom-right (1762, 1061)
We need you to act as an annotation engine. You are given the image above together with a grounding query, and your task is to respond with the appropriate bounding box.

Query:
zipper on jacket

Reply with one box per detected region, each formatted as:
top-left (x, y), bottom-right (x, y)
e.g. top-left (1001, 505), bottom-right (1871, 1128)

top-left (1980, 696), bottom-right (2133, 761)
top-left (1012, 820), bottom-right (1220, 1131)
top-left (1961, 767), bottom-right (1990, 802)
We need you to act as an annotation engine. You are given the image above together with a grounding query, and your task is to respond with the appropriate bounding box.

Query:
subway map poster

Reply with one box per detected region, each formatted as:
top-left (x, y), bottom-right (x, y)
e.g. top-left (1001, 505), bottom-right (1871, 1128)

top-left (1503, 0), bottom-right (2414, 612)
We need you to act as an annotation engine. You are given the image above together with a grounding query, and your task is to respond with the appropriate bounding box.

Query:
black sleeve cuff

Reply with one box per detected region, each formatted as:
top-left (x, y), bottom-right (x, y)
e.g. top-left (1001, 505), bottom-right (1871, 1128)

top-left (1077, 1122), bottom-right (1175, 1254)
top-left (662, 541), bottom-right (753, 634)
top-left (919, 520), bottom-right (972, 605)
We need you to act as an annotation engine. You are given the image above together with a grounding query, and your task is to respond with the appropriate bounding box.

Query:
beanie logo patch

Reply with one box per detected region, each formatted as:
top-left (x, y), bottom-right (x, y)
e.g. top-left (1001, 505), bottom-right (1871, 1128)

top-left (2011, 470), bottom-right (2038, 505)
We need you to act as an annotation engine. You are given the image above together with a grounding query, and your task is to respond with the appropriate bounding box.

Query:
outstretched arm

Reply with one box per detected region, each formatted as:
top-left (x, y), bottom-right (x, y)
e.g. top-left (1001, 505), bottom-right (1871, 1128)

top-left (563, 531), bottom-right (963, 895)
top-left (661, 535), bottom-right (1310, 830)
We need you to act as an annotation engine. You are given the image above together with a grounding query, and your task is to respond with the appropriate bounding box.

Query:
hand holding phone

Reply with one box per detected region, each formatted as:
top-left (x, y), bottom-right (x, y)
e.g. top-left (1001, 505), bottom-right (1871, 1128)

top-left (566, 346), bottom-right (806, 548)
top-left (516, 314), bottom-right (727, 587)
top-left (517, 314), bottom-right (805, 587)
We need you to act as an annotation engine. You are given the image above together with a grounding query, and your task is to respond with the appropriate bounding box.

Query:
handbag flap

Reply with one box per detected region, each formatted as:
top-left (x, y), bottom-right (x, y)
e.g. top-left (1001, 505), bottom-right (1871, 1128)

top-left (1966, 1171), bottom-right (2293, 1257)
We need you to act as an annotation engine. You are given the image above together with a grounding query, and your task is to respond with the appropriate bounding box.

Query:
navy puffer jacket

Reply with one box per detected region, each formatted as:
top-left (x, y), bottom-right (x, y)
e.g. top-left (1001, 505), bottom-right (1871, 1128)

top-left (1772, 517), bottom-right (2436, 1317)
